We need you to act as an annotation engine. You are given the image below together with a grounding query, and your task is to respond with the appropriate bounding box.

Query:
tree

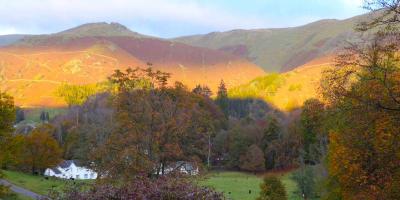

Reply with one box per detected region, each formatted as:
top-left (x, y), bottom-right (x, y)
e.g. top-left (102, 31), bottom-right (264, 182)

top-left (321, 25), bottom-right (400, 200)
top-left (262, 117), bottom-right (281, 170)
top-left (300, 99), bottom-right (326, 164)
top-left (192, 85), bottom-right (213, 98)
top-left (216, 80), bottom-right (229, 117)
top-left (357, 0), bottom-right (400, 31)
top-left (239, 144), bottom-right (265, 172)
top-left (0, 92), bottom-right (16, 197)
top-left (15, 107), bottom-right (25, 123)
top-left (19, 125), bottom-right (62, 174)
top-left (93, 67), bottom-right (222, 181)
top-left (257, 175), bottom-right (287, 200)
top-left (292, 166), bottom-right (317, 200)
top-left (56, 83), bottom-right (103, 126)
top-left (0, 92), bottom-right (16, 167)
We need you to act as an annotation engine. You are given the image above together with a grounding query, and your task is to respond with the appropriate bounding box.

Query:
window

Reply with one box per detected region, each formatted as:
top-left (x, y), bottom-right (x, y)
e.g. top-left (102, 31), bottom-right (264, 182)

top-left (84, 174), bottom-right (88, 179)
top-left (76, 175), bottom-right (79, 179)
top-left (91, 173), bottom-right (94, 178)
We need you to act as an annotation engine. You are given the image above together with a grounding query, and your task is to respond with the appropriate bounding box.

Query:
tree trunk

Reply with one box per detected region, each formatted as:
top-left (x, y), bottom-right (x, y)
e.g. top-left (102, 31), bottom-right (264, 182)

top-left (207, 134), bottom-right (211, 168)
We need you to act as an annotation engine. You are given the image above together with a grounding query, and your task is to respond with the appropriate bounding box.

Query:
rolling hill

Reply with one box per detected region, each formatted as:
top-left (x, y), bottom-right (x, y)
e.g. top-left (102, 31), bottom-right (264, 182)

top-left (174, 12), bottom-right (376, 72)
top-left (0, 23), bottom-right (265, 107)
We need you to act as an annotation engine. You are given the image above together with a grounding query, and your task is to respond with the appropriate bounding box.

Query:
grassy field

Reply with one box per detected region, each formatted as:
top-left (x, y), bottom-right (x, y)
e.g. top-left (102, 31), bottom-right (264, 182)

top-left (199, 171), bottom-right (309, 200)
top-left (1, 193), bottom-right (33, 200)
top-left (199, 171), bottom-right (263, 200)
top-left (2, 170), bottom-right (87, 196)
top-left (3, 170), bottom-right (308, 200)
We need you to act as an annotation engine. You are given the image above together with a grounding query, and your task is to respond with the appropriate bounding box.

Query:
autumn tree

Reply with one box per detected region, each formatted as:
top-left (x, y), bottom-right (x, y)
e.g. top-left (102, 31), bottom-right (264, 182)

top-left (19, 124), bottom-right (62, 174)
top-left (257, 175), bottom-right (287, 200)
top-left (239, 144), bottom-right (265, 172)
top-left (56, 83), bottom-right (105, 126)
top-left (93, 67), bottom-right (223, 181)
top-left (0, 92), bottom-right (15, 198)
top-left (321, 16), bottom-right (400, 199)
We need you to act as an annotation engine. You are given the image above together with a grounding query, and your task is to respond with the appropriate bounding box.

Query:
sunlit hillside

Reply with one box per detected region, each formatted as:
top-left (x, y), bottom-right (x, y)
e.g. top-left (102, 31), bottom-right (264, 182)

top-left (228, 56), bottom-right (333, 111)
top-left (0, 23), bottom-right (265, 107)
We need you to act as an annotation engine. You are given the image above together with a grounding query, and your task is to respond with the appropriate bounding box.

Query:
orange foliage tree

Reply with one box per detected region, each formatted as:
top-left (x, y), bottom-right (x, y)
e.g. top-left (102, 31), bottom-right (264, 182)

top-left (322, 31), bottom-right (400, 199)
top-left (19, 125), bottom-right (62, 174)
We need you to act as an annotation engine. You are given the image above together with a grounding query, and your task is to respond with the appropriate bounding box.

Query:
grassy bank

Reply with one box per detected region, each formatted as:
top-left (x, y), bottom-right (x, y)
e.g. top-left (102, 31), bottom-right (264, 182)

top-left (2, 170), bottom-right (89, 196)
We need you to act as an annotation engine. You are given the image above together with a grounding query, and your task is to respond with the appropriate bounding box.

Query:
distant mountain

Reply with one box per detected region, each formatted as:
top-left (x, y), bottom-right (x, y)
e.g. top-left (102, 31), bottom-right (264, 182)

top-left (0, 23), bottom-right (264, 107)
top-left (174, 12), bottom-right (375, 72)
top-left (0, 34), bottom-right (28, 47)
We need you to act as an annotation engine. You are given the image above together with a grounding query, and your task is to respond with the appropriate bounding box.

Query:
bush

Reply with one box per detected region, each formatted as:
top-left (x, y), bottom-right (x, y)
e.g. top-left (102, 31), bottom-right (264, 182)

top-left (49, 174), bottom-right (224, 200)
top-left (257, 175), bottom-right (287, 200)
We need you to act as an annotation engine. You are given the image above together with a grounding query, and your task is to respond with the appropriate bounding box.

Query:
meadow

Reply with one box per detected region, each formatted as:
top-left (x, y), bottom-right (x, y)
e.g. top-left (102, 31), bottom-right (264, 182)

top-left (198, 171), bottom-right (307, 200)
top-left (2, 170), bottom-right (90, 196)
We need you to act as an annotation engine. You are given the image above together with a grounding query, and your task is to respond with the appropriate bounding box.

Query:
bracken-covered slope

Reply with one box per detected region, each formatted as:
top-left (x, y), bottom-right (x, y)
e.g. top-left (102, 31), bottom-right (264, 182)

top-left (228, 56), bottom-right (334, 111)
top-left (174, 12), bottom-right (376, 72)
top-left (0, 23), bottom-right (265, 107)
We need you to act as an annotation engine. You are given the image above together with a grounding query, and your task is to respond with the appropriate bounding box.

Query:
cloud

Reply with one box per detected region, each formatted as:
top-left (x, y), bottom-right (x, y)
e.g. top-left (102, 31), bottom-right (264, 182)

top-left (0, 0), bottom-right (266, 34)
top-left (0, 0), bottom-right (366, 37)
top-left (341, 0), bottom-right (364, 7)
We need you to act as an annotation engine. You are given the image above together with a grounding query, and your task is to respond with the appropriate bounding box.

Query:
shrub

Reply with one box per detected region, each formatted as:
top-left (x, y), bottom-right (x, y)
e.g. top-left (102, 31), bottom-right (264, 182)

top-left (257, 175), bottom-right (287, 200)
top-left (49, 174), bottom-right (224, 200)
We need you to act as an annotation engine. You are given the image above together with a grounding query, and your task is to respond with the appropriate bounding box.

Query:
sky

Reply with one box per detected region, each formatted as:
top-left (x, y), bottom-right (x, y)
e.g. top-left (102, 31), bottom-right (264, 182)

top-left (0, 0), bottom-right (367, 38)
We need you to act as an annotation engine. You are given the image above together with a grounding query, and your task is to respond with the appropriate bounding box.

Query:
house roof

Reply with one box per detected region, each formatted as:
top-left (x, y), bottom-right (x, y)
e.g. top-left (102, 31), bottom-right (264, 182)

top-left (171, 161), bottom-right (197, 171)
top-left (50, 167), bottom-right (62, 174)
top-left (59, 160), bottom-right (77, 168)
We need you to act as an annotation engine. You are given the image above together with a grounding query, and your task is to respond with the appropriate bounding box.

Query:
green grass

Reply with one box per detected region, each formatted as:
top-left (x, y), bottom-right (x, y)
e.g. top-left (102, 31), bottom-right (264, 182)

top-left (199, 171), bottom-right (263, 200)
top-left (0, 192), bottom-right (33, 200)
top-left (2, 170), bottom-right (90, 196)
top-left (4, 193), bottom-right (33, 200)
top-left (281, 172), bottom-right (303, 200)
top-left (199, 171), bottom-right (314, 200)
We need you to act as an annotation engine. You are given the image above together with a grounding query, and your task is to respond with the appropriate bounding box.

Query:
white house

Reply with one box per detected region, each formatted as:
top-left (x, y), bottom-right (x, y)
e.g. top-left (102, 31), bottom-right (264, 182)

top-left (44, 160), bottom-right (98, 180)
top-left (161, 161), bottom-right (199, 176)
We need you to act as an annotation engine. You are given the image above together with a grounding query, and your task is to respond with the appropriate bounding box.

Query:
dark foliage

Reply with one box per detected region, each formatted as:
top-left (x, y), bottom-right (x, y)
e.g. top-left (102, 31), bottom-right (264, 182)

top-left (49, 175), bottom-right (224, 200)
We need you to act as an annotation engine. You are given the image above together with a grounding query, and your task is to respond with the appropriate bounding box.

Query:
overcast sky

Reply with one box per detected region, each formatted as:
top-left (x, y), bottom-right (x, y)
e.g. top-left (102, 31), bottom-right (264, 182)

top-left (0, 0), bottom-right (366, 38)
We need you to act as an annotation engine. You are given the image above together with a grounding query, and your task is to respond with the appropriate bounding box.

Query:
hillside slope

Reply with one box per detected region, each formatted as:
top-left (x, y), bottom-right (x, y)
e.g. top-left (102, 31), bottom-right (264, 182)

top-left (0, 23), bottom-right (265, 107)
top-left (174, 12), bottom-right (374, 72)
top-left (228, 56), bottom-right (333, 111)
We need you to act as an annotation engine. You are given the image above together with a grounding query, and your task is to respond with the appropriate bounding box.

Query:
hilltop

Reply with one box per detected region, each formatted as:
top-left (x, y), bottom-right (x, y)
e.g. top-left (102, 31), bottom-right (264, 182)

top-left (0, 23), bottom-right (264, 107)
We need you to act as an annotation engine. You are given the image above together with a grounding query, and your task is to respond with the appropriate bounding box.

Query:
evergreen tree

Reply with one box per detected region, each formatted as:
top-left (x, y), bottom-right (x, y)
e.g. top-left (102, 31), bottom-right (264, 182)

top-left (45, 112), bottom-right (50, 122)
top-left (15, 108), bottom-right (25, 123)
top-left (216, 80), bottom-right (229, 117)
top-left (40, 111), bottom-right (46, 123)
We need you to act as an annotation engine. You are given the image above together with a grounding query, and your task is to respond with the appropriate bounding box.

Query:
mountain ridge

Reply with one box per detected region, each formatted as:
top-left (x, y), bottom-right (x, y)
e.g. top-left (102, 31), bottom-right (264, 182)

top-left (173, 12), bottom-right (375, 72)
